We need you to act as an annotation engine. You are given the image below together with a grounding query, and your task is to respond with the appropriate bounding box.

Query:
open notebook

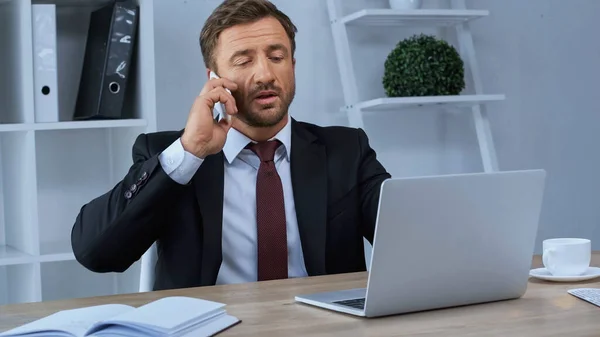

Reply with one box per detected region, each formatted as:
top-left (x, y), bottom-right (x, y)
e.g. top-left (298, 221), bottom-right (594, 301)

top-left (0, 296), bottom-right (240, 337)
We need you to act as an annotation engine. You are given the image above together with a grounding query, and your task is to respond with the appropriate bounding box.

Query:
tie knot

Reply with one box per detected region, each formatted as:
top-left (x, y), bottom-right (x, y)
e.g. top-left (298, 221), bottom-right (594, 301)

top-left (247, 140), bottom-right (281, 162)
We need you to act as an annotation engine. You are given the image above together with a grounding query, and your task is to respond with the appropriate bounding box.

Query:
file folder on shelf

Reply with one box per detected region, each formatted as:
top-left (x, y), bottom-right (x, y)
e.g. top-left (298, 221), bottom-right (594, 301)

top-left (73, 0), bottom-right (139, 120)
top-left (32, 4), bottom-right (59, 123)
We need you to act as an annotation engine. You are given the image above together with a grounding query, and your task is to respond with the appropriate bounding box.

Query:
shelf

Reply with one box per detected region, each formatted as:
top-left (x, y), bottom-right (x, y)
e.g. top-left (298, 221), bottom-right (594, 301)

top-left (0, 0), bottom-right (155, 306)
top-left (35, 126), bottom-right (144, 256)
top-left (41, 260), bottom-right (116, 301)
top-left (41, 260), bottom-right (140, 302)
top-left (0, 132), bottom-right (39, 263)
top-left (0, 243), bottom-right (74, 265)
top-left (34, 119), bottom-right (148, 130)
top-left (0, 264), bottom-right (40, 305)
top-left (35, 129), bottom-right (118, 255)
top-left (339, 9), bottom-right (489, 27)
top-left (41, 260), bottom-right (115, 301)
top-left (39, 241), bottom-right (75, 262)
top-left (0, 119), bottom-right (147, 132)
top-left (347, 94), bottom-right (505, 112)
top-left (0, 245), bottom-right (36, 266)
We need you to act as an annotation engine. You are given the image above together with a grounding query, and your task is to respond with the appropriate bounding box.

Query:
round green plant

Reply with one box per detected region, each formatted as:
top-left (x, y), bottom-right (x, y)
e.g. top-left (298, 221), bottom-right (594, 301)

top-left (382, 34), bottom-right (466, 97)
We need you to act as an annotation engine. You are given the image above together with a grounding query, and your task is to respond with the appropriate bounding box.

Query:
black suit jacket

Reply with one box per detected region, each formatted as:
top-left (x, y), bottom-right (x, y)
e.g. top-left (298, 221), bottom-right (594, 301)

top-left (71, 119), bottom-right (391, 291)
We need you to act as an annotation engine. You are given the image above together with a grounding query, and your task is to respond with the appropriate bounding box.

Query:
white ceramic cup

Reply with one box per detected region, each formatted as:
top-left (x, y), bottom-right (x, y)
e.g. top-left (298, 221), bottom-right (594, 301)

top-left (542, 238), bottom-right (591, 276)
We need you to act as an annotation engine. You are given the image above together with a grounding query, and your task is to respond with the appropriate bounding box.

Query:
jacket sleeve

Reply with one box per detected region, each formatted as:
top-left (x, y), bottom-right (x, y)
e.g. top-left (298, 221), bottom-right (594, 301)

top-left (356, 128), bottom-right (392, 244)
top-left (71, 133), bottom-right (189, 273)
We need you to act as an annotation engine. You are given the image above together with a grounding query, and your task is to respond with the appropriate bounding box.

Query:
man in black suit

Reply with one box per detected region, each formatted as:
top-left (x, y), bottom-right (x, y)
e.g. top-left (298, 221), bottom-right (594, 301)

top-left (71, 0), bottom-right (391, 291)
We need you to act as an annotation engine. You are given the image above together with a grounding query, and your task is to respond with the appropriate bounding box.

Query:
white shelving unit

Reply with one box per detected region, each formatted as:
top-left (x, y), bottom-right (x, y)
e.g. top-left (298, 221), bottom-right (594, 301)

top-left (326, 0), bottom-right (504, 172)
top-left (348, 94), bottom-right (505, 112)
top-left (0, 0), bottom-right (156, 305)
top-left (339, 8), bottom-right (490, 26)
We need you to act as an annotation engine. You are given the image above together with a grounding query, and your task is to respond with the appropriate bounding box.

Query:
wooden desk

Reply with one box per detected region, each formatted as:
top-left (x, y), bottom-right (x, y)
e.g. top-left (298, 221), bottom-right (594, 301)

top-left (1, 253), bottom-right (599, 336)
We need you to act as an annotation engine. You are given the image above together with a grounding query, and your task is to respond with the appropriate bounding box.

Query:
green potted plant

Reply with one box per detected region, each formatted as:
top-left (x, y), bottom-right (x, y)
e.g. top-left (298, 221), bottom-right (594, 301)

top-left (382, 34), bottom-right (466, 97)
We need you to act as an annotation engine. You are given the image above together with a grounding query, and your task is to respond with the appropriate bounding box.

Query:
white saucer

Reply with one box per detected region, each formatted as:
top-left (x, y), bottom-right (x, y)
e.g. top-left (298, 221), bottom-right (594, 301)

top-left (529, 267), bottom-right (600, 282)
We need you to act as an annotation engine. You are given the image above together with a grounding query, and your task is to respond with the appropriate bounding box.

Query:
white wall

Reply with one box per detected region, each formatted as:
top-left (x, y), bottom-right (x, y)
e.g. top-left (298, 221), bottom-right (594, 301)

top-left (153, 0), bottom-right (600, 253)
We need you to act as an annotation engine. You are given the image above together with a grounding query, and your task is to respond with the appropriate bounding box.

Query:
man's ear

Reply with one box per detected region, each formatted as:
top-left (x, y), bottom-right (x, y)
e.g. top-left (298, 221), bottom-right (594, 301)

top-left (206, 68), bottom-right (212, 79)
top-left (292, 57), bottom-right (296, 69)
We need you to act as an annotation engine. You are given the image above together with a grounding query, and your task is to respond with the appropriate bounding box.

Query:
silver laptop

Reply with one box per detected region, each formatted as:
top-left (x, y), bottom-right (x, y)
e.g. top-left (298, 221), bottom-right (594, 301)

top-left (295, 169), bottom-right (546, 318)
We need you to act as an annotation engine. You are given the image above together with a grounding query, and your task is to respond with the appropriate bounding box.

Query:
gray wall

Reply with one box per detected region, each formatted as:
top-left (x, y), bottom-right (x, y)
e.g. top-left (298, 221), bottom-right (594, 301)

top-left (153, 0), bottom-right (600, 253)
top-left (468, 0), bottom-right (600, 252)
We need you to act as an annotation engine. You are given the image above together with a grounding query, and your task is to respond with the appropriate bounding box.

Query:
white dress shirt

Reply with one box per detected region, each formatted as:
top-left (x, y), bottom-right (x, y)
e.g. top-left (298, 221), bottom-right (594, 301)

top-left (157, 115), bottom-right (308, 284)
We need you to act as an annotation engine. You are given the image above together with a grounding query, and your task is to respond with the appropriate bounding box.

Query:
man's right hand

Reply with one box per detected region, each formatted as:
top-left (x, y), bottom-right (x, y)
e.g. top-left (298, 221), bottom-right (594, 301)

top-left (181, 77), bottom-right (239, 159)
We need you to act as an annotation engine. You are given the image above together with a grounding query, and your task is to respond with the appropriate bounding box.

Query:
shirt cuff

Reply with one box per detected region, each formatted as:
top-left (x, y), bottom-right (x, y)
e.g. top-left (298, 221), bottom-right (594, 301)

top-left (158, 137), bottom-right (203, 185)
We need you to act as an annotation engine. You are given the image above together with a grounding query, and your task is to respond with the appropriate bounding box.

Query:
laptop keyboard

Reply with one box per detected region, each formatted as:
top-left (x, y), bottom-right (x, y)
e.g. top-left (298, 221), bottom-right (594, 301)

top-left (333, 298), bottom-right (365, 309)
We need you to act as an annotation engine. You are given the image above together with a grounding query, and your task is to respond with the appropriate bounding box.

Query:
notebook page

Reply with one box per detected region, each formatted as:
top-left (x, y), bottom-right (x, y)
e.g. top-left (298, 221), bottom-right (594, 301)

top-left (87, 310), bottom-right (229, 337)
top-left (88, 297), bottom-right (226, 334)
top-left (178, 313), bottom-right (241, 337)
top-left (0, 304), bottom-right (133, 337)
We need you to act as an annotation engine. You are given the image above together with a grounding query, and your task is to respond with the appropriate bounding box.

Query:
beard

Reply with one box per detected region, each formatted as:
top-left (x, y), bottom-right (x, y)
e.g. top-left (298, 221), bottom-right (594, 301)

top-left (236, 81), bottom-right (295, 128)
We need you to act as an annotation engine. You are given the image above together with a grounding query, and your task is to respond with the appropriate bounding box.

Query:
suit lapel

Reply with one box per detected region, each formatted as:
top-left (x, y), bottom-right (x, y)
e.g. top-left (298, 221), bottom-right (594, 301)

top-left (193, 151), bottom-right (225, 286)
top-left (290, 120), bottom-right (328, 276)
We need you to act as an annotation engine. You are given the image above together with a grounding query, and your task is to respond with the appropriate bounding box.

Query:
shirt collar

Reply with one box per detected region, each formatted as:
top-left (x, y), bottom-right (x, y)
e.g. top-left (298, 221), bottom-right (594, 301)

top-left (222, 114), bottom-right (292, 164)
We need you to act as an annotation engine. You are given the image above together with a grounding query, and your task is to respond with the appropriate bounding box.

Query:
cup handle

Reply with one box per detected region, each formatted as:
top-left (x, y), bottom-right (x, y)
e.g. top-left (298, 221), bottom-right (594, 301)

top-left (543, 248), bottom-right (556, 272)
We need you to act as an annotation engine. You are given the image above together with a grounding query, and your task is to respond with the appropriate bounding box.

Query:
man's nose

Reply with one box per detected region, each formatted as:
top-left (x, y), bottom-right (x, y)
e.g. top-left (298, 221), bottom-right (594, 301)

top-left (253, 57), bottom-right (275, 85)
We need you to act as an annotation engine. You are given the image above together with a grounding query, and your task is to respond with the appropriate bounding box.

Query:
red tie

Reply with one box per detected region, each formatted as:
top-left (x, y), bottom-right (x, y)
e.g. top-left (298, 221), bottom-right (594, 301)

top-left (247, 140), bottom-right (288, 281)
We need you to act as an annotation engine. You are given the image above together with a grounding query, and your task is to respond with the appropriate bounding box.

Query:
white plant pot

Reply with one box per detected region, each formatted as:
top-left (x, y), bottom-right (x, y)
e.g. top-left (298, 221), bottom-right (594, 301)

top-left (389, 0), bottom-right (422, 10)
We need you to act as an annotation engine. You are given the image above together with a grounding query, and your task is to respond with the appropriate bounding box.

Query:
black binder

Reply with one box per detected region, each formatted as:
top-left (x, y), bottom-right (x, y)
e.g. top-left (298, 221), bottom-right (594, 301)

top-left (74, 0), bottom-right (139, 120)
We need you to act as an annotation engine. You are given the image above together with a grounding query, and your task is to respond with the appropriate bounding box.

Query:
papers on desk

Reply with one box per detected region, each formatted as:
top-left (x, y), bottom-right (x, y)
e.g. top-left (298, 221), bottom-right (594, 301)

top-left (0, 296), bottom-right (240, 337)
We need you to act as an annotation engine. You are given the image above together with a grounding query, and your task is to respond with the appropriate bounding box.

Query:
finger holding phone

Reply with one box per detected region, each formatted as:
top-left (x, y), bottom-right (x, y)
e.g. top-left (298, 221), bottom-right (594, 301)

top-left (181, 72), bottom-right (238, 159)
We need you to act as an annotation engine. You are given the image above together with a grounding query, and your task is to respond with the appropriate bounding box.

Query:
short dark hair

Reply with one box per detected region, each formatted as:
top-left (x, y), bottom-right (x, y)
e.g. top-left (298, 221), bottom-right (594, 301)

top-left (199, 0), bottom-right (298, 72)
